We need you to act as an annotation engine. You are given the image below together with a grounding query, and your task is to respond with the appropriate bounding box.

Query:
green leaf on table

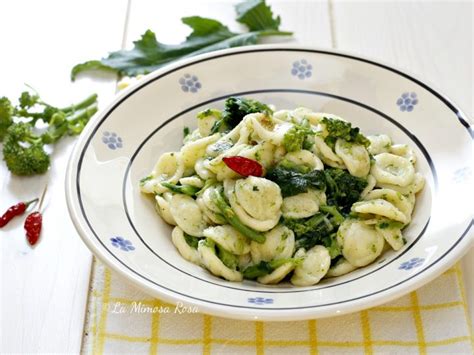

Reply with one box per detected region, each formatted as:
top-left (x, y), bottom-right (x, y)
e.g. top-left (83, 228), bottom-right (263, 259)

top-left (70, 0), bottom-right (292, 80)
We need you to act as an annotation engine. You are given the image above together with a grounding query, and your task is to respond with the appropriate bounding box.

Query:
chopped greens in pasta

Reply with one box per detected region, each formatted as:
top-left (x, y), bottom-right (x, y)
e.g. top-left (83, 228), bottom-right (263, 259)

top-left (140, 97), bottom-right (425, 286)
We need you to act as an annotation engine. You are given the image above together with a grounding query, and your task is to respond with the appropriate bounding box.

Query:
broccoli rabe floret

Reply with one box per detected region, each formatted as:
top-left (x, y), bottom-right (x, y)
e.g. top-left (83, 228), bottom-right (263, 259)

top-left (1, 91), bottom-right (98, 176)
top-left (2, 123), bottom-right (50, 175)
top-left (282, 123), bottom-right (314, 152)
top-left (210, 97), bottom-right (272, 134)
top-left (0, 97), bottom-right (14, 141)
top-left (321, 116), bottom-right (369, 149)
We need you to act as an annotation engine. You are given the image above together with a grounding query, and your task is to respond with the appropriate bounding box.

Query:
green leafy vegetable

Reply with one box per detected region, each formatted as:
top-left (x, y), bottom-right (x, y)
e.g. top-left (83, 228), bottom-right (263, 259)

top-left (284, 205), bottom-right (344, 256)
top-left (321, 116), bottom-right (369, 149)
top-left (71, 0), bottom-right (292, 80)
top-left (183, 126), bottom-right (190, 138)
top-left (217, 245), bottom-right (239, 269)
top-left (161, 182), bottom-right (201, 197)
top-left (210, 96), bottom-right (272, 134)
top-left (212, 188), bottom-right (266, 243)
top-left (266, 166), bottom-right (326, 197)
top-left (324, 168), bottom-right (367, 212)
top-left (184, 233), bottom-right (200, 249)
top-left (1, 90), bottom-right (98, 175)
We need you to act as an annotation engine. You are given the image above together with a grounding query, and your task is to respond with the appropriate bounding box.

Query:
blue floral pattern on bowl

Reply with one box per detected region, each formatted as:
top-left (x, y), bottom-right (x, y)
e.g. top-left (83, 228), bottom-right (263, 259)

top-left (291, 59), bottom-right (312, 79)
top-left (453, 166), bottom-right (472, 184)
top-left (111, 236), bottom-right (135, 251)
top-left (396, 92), bottom-right (418, 112)
top-left (399, 257), bottom-right (424, 270)
top-left (102, 131), bottom-right (123, 150)
top-left (248, 297), bottom-right (273, 305)
top-left (179, 74), bottom-right (202, 93)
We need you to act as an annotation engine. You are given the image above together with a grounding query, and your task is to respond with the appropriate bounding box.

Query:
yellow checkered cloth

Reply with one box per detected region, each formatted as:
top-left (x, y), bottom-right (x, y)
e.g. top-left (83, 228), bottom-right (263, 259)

top-left (82, 261), bottom-right (473, 354)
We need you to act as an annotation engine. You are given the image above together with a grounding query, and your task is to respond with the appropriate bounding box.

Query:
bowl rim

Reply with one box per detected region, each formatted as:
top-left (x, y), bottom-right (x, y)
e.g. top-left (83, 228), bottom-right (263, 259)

top-left (65, 44), bottom-right (474, 321)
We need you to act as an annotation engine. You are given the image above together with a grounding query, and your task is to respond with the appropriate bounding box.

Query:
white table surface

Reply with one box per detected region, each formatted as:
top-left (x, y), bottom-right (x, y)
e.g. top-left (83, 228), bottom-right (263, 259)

top-left (0, 0), bottom-right (472, 353)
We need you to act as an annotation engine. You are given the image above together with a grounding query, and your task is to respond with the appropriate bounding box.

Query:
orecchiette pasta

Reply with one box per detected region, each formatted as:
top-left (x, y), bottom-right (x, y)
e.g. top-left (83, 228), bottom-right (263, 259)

top-left (141, 98), bottom-right (425, 286)
top-left (291, 246), bottom-right (331, 286)
top-left (171, 226), bottom-right (200, 264)
top-left (371, 153), bottom-right (415, 187)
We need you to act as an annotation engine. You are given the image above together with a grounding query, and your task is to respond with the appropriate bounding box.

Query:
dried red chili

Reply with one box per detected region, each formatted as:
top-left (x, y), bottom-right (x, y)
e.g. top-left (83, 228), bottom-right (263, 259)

top-left (222, 156), bottom-right (263, 177)
top-left (25, 212), bottom-right (43, 246)
top-left (0, 198), bottom-right (38, 228)
top-left (24, 185), bottom-right (47, 246)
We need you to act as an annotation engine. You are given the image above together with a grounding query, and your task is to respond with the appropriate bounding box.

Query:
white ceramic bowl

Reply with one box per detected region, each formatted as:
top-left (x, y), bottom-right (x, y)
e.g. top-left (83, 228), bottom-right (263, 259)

top-left (66, 45), bottom-right (473, 321)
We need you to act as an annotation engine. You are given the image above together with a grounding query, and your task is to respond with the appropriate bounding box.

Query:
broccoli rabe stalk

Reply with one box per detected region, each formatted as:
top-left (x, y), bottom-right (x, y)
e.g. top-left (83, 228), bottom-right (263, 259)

top-left (212, 188), bottom-right (266, 243)
top-left (1, 90), bottom-right (98, 176)
top-left (243, 258), bottom-right (300, 279)
top-left (210, 97), bottom-right (272, 134)
top-left (3, 123), bottom-right (50, 175)
top-left (0, 97), bottom-right (14, 141)
top-left (161, 182), bottom-right (201, 197)
top-left (184, 233), bottom-right (200, 249)
top-left (321, 116), bottom-right (369, 149)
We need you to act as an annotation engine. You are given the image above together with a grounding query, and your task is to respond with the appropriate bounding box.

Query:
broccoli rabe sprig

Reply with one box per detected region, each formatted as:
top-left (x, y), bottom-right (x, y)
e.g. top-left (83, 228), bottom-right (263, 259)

top-left (284, 205), bottom-right (344, 258)
top-left (1, 90), bottom-right (98, 175)
top-left (324, 168), bottom-right (367, 212)
top-left (210, 96), bottom-right (272, 134)
top-left (242, 257), bottom-right (301, 279)
top-left (321, 116), bottom-right (369, 149)
top-left (282, 120), bottom-right (314, 152)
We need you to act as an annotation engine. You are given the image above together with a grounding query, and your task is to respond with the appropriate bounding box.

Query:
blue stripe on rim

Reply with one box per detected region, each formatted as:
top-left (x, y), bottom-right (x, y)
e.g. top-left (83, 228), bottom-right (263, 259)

top-left (122, 89), bottom-right (435, 293)
top-left (76, 48), bottom-right (473, 310)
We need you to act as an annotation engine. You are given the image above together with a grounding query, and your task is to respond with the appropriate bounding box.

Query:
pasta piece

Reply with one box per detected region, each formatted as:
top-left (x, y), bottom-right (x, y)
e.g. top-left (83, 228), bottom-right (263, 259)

top-left (198, 240), bottom-right (243, 281)
top-left (337, 220), bottom-right (384, 267)
top-left (371, 153), bottom-right (415, 186)
top-left (335, 139), bottom-right (370, 177)
top-left (198, 110), bottom-right (220, 137)
top-left (352, 199), bottom-right (409, 224)
top-left (179, 176), bottom-right (204, 188)
top-left (140, 152), bottom-right (185, 194)
top-left (203, 225), bottom-right (251, 255)
top-left (155, 194), bottom-right (176, 225)
top-left (325, 258), bottom-right (357, 278)
top-left (360, 174), bottom-right (377, 198)
top-left (196, 195), bottom-right (225, 225)
top-left (180, 134), bottom-right (220, 168)
top-left (376, 172), bottom-right (425, 195)
top-left (283, 150), bottom-right (324, 170)
top-left (367, 134), bottom-right (391, 155)
top-left (312, 135), bottom-right (345, 168)
top-left (250, 225), bottom-right (295, 263)
top-left (390, 144), bottom-right (416, 164)
top-left (258, 262), bottom-right (295, 284)
top-left (364, 188), bottom-right (413, 222)
top-left (282, 189), bottom-right (324, 219)
top-left (230, 177), bottom-right (282, 231)
top-left (171, 226), bottom-right (200, 264)
top-left (291, 246), bottom-right (331, 286)
top-left (169, 194), bottom-right (207, 236)
top-left (238, 141), bottom-right (276, 168)
top-left (375, 223), bottom-right (405, 251)
top-left (238, 253), bottom-right (252, 269)
top-left (247, 113), bottom-right (293, 145)
top-left (194, 158), bottom-right (216, 180)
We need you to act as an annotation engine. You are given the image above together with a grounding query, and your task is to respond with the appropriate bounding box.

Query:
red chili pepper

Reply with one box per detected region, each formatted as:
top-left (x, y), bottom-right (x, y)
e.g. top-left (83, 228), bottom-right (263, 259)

top-left (24, 185), bottom-right (48, 246)
top-left (222, 156), bottom-right (263, 177)
top-left (25, 212), bottom-right (43, 246)
top-left (0, 198), bottom-right (38, 228)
